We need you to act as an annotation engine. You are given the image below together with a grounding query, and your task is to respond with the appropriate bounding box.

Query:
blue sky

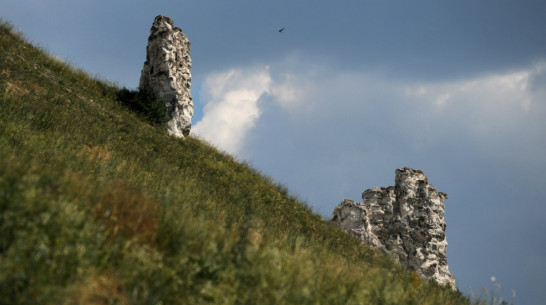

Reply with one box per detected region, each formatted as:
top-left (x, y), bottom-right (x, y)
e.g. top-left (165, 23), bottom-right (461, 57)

top-left (2, 1), bottom-right (546, 304)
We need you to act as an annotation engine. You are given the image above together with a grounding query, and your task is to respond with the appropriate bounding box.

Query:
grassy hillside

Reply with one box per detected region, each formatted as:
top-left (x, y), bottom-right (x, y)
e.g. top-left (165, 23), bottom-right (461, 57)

top-left (0, 20), bottom-right (473, 305)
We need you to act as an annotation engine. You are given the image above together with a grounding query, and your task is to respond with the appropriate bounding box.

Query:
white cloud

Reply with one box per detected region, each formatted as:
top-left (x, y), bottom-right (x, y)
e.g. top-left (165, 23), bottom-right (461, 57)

top-left (402, 68), bottom-right (538, 147)
top-left (192, 66), bottom-right (272, 155)
top-left (192, 65), bottom-right (310, 155)
top-left (194, 59), bottom-right (546, 172)
top-left (269, 74), bottom-right (304, 109)
top-left (421, 70), bottom-right (531, 112)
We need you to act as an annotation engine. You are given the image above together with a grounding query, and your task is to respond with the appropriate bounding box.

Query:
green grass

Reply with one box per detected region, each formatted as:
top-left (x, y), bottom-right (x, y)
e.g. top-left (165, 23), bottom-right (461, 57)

top-left (0, 19), bottom-right (475, 304)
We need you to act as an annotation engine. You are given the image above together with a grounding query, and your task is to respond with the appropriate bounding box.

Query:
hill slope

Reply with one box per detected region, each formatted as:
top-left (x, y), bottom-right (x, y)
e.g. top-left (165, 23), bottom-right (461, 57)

top-left (0, 20), bottom-right (471, 305)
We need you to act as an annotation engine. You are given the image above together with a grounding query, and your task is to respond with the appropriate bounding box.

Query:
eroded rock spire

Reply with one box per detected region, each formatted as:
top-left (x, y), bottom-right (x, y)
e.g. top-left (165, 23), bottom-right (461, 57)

top-left (332, 167), bottom-right (456, 287)
top-left (140, 15), bottom-right (193, 137)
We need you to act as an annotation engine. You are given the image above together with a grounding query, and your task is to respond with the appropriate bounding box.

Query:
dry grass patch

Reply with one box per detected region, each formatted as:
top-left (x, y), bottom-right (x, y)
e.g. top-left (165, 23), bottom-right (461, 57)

top-left (80, 144), bottom-right (112, 162)
top-left (95, 181), bottom-right (159, 245)
top-left (4, 81), bottom-right (29, 97)
top-left (63, 270), bottom-right (128, 305)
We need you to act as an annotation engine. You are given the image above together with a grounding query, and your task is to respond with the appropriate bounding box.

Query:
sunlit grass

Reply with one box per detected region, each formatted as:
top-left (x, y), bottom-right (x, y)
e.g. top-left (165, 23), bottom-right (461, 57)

top-left (0, 19), bottom-right (490, 304)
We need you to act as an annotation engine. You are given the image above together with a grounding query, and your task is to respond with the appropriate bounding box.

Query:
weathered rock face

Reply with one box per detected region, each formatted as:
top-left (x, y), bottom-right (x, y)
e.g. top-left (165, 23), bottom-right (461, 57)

top-left (332, 167), bottom-right (456, 287)
top-left (140, 15), bottom-right (193, 137)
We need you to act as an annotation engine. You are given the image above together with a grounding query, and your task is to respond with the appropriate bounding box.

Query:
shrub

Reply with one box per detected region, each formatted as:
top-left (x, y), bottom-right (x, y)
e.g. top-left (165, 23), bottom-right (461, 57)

top-left (116, 88), bottom-right (167, 125)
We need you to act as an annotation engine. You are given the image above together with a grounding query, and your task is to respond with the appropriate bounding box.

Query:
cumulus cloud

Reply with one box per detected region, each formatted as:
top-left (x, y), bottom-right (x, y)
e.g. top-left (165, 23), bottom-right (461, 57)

top-left (400, 66), bottom-right (546, 169)
top-left (192, 65), bottom-right (306, 155)
top-left (192, 67), bottom-right (273, 154)
top-left (194, 60), bottom-right (546, 169)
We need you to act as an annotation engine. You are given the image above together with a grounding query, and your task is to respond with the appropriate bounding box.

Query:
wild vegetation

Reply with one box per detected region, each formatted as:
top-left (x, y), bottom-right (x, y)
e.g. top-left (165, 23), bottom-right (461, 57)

top-left (115, 87), bottom-right (167, 125)
top-left (0, 20), bottom-right (490, 304)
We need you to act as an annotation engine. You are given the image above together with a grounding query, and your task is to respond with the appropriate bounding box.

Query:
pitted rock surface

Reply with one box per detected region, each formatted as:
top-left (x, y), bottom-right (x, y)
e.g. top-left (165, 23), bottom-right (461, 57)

top-left (140, 15), bottom-right (193, 137)
top-left (332, 167), bottom-right (456, 287)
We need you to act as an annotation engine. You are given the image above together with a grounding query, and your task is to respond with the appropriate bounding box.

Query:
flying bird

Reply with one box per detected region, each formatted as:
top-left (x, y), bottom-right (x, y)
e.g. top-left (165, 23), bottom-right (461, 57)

top-left (278, 27), bottom-right (285, 33)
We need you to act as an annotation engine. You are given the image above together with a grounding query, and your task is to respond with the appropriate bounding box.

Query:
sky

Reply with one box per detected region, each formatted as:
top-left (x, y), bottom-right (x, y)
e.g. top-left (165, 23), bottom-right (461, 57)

top-left (2, 1), bottom-right (546, 304)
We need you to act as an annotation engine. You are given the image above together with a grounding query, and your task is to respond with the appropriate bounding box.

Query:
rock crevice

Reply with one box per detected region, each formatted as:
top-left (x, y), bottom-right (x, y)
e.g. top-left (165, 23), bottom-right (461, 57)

top-left (332, 167), bottom-right (455, 287)
top-left (140, 15), bottom-right (193, 137)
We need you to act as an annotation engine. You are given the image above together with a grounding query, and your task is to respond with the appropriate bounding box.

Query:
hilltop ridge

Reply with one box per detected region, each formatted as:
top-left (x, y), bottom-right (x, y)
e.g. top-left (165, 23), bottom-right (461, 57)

top-left (0, 20), bottom-right (471, 304)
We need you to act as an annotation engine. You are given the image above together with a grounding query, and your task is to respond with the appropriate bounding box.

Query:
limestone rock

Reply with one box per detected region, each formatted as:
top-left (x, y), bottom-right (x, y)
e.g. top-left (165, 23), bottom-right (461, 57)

top-left (140, 15), bottom-right (193, 137)
top-left (332, 167), bottom-right (456, 287)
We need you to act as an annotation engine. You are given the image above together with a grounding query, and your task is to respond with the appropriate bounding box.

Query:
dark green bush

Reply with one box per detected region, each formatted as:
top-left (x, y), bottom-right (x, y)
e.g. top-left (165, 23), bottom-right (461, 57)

top-left (116, 88), bottom-right (167, 125)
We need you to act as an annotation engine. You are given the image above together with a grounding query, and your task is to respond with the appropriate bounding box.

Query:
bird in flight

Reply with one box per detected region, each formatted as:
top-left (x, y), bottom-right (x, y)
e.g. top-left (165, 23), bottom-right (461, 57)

top-left (278, 27), bottom-right (285, 33)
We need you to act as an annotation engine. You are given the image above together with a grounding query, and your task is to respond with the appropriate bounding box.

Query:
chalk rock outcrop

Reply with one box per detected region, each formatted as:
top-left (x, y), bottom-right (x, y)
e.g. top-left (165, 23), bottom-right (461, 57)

top-left (140, 15), bottom-right (193, 137)
top-left (332, 167), bottom-right (455, 287)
